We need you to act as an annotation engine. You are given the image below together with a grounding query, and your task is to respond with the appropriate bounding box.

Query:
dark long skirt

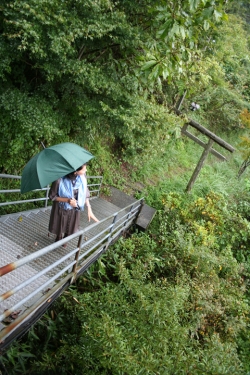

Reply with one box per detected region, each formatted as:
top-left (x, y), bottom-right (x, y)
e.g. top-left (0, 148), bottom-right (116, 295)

top-left (48, 201), bottom-right (80, 238)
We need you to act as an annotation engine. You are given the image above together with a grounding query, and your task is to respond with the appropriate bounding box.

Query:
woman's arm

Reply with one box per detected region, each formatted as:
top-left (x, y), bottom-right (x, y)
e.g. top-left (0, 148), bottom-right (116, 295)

top-left (85, 198), bottom-right (99, 222)
top-left (49, 179), bottom-right (77, 207)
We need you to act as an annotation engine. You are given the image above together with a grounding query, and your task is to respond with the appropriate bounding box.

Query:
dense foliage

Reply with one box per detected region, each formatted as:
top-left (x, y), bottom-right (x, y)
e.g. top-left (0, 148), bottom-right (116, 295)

top-left (1, 189), bottom-right (250, 374)
top-left (0, 0), bottom-right (245, 174)
top-left (1, 0), bottom-right (250, 374)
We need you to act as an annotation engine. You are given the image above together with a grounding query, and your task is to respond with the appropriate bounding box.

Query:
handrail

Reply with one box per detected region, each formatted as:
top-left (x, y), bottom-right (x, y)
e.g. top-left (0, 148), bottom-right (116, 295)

top-left (0, 174), bottom-right (103, 208)
top-left (0, 197), bottom-right (144, 347)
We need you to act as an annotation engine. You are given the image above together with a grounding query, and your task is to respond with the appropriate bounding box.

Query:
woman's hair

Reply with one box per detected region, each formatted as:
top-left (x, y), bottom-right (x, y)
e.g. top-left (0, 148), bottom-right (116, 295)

top-left (76, 164), bottom-right (86, 171)
top-left (65, 164), bottom-right (86, 179)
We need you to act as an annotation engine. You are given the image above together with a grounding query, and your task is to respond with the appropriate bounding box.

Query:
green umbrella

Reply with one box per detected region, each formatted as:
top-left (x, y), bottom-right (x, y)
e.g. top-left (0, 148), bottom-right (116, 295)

top-left (21, 143), bottom-right (94, 193)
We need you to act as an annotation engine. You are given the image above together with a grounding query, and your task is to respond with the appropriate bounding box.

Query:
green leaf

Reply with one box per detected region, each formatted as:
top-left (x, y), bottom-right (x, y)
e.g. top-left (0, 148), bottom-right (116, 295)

top-left (179, 26), bottom-right (186, 39)
top-left (141, 60), bottom-right (158, 71)
top-left (214, 10), bottom-right (222, 22)
top-left (203, 20), bottom-right (210, 31)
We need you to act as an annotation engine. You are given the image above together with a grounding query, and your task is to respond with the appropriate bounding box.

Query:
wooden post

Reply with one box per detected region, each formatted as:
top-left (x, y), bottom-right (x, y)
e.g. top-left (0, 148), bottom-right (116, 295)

top-left (176, 91), bottom-right (187, 112)
top-left (175, 91), bottom-right (235, 192)
top-left (185, 138), bottom-right (214, 193)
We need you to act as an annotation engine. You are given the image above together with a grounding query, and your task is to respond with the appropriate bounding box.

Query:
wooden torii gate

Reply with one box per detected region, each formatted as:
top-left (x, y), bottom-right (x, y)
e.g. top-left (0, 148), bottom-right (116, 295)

top-left (176, 92), bottom-right (235, 192)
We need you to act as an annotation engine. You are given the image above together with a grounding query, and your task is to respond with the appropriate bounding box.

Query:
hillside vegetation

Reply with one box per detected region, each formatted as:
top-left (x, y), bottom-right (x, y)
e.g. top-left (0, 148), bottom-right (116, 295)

top-left (1, 0), bottom-right (250, 374)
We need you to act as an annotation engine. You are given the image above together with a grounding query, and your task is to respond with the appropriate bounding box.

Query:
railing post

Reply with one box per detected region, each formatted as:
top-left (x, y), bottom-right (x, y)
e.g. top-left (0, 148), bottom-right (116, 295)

top-left (44, 185), bottom-right (49, 208)
top-left (122, 204), bottom-right (135, 236)
top-left (132, 198), bottom-right (144, 227)
top-left (104, 212), bottom-right (118, 249)
top-left (70, 234), bottom-right (83, 284)
top-left (98, 177), bottom-right (103, 197)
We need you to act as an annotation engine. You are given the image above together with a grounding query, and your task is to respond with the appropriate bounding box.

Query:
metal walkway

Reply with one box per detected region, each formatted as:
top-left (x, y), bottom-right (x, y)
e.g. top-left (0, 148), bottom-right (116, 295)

top-left (0, 197), bottom-right (124, 311)
top-left (0, 175), bottom-right (156, 353)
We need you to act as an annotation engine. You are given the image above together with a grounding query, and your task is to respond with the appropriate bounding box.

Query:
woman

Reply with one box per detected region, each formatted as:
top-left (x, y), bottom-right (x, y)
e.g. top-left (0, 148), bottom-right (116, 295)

top-left (48, 163), bottom-right (99, 246)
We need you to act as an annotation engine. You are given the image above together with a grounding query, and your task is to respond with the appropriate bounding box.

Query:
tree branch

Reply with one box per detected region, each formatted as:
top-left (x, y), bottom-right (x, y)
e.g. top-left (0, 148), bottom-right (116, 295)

top-left (78, 44), bottom-right (120, 60)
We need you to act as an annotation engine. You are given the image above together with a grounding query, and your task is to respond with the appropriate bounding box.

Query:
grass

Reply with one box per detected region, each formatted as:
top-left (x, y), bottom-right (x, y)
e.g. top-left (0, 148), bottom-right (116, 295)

top-left (1, 128), bottom-right (249, 215)
top-left (119, 130), bottom-right (250, 205)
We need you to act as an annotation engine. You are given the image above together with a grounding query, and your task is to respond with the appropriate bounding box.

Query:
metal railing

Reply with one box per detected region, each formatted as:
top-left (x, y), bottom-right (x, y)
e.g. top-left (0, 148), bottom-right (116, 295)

top-left (0, 174), bottom-right (103, 208)
top-left (0, 174), bottom-right (144, 350)
top-left (0, 199), bottom-right (144, 348)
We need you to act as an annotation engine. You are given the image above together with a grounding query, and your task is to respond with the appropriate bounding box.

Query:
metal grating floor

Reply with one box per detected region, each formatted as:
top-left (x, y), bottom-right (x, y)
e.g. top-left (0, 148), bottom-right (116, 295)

top-left (0, 197), bottom-right (121, 321)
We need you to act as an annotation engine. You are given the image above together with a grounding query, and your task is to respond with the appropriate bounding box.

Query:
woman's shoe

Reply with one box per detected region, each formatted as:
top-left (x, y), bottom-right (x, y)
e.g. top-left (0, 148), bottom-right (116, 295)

top-left (62, 233), bottom-right (68, 247)
top-left (55, 235), bottom-right (63, 242)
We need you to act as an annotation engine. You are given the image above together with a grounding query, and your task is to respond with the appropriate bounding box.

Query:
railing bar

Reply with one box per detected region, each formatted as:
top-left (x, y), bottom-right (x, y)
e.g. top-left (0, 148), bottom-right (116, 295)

top-left (0, 188), bottom-right (49, 193)
top-left (0, 187), bottom-right (101, 193)
top-left (110, 212), bottom-right (132, 225)
top-left (119, 207), bottom-right (140, 219)
top-left (0, 219), bottom-right (114, 276)
top-left (0, 174), bottom-right (21, 179)
top-left (0, 174), bottom-right (102, 180)
top-left (0, 248), bottom-right (80, 302)
top-left (112, 218), bottom-right (134, 232)
top-left (112, 210), bottom-right (138, 225)
top-left (0, 175), bottom-right (102, 212)
top-left (95, 215), bottom-right (135, 244)
top-left (111, 226), bottom-right (129, 238)
top-left (0, 272), bottom-right (75, 342)
top-left (77, 244), bottom-right (107, 271)
top-left (1, 189), bottom-right (49, 195)
top-left (78, 212), bottom-right (136, 261)
top-left (112, 217), bottom-right (136, 233)
top-left (0, 261), bottom-right (76, 322)
top-left (0, 236), bottom-right (84, 276)
top-left (0, 198), bottom-right (48, 207)
top-left (81, 224), bottom-right (114, 248)
top-left (79, 234), bottom-right (111, 260)
top-left (115, 214), bottom-right (136, 230)
top-left (87, 177), bottom-right (102, 179)
top-left (0, 190), bottom-right (22, 193)
top-left (0, 200), bottom-right (143, 276)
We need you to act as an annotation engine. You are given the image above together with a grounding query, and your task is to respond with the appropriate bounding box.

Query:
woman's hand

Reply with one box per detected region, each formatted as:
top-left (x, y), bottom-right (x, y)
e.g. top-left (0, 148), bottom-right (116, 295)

top-left (69, 198), bottom-right (78, 208)
top-left (87, 206), bottom-right (99, 222)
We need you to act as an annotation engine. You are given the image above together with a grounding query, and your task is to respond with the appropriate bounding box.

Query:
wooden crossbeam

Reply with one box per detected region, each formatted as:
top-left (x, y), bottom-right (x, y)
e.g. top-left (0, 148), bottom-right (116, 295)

top-left (175, 92), bottom-right (235, 192)
top-left (181, 124), bottom-right (226, 161)
top-left (187, 120), bottom-right (235, 153)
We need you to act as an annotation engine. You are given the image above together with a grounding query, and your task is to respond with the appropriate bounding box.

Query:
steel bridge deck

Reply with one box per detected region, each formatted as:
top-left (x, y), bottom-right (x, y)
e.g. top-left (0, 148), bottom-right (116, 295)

top-left (0, 197), bottom-right (120, 329)
top-left (0, 185), bottom-right (156, 352)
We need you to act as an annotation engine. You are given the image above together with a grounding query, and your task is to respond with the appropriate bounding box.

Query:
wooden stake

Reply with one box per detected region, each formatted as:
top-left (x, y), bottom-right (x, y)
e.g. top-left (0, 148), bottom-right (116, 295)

top-left (185, 138), bottom-right (214, 193)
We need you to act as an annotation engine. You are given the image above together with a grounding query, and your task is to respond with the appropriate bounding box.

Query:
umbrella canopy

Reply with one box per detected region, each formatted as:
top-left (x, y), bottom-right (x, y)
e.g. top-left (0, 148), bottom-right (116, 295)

top-left (21, 142), bottom-right (94, 193)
